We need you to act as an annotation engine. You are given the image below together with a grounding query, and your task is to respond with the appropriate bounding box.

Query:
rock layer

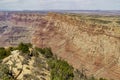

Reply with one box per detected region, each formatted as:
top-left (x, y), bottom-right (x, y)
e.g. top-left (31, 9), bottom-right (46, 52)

top-left (0, 12), bottom-right (120, 80)
top-left (33, 13), bottom-right (120, 80)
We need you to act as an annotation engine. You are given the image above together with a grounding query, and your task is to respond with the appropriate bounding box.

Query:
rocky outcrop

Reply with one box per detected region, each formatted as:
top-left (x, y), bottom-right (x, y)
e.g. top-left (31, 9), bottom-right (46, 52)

top-left (2, 50), bottom-right (50, 80)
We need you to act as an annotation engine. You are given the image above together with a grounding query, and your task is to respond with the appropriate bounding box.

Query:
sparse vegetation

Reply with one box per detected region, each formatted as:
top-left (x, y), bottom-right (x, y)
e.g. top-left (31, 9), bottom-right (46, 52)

top-left (116, 21), bottom-right (120, 25)
top-left (0, 64), bottom-right (13, 80)
top-left (36, 47), bottom-right (74, 80)
top-left (35, 47), bottom-right (53, 58)
top-left (48, 59), bottom-right (74, 80)
top-left (0, 47), bottom-right (11, 60)
top-left (0, 43), bottom-right (109, 80)
top-left (17, 42), bottom-right (30, 53)
top-left (23, 74), bottom-right (39, 80)
top-left (0, 57), bottom-right (23, 80)
top-left (89, 18), bottom-right (111, 24)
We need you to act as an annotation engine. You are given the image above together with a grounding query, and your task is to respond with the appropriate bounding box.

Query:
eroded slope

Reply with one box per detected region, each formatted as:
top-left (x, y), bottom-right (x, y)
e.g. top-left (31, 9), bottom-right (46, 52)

top-left (33, 13), bottom-right (120, 80)
top-left (0, 12), bottom-right (120, 80)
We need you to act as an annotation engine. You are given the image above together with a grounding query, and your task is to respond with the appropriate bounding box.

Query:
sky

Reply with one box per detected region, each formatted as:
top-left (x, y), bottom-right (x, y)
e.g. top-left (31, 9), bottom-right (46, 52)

top-left (0, 0), bottom-right (120, 10)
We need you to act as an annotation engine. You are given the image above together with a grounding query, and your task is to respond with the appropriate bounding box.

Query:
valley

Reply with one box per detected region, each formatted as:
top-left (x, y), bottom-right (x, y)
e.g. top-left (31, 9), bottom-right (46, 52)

top-left (0, 11), bottom-right (120, 80)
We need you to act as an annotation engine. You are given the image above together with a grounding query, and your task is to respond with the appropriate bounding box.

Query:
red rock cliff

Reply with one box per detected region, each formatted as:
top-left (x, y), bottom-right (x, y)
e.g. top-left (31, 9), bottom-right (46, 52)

top-left (32, 13), bottom-right (120, 80)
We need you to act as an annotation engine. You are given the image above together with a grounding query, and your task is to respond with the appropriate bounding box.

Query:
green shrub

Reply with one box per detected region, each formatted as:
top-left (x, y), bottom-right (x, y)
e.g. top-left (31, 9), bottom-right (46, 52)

top-left (17, 43), bottom-right (29, 53)
top-left (89, 76), bottom-right (96, 80)
top-left (26, 43), bottom-right (32, 48)
top-left (6, 47), bottom-right (18, 52)
top-left (48, 59), bottom-right (74, 80)
top-left (36, 47), bottom-right (53, 58)
top-left (0, 47), bottom-right (10, 60)
top-left (0, 64), bottom-right (13, 80)
top-left (99, 78), bottom-right (107, 80)
top-left (116, 21), bottom-right (120, 25)
top-left (35, 47), bottom-right (74, 80)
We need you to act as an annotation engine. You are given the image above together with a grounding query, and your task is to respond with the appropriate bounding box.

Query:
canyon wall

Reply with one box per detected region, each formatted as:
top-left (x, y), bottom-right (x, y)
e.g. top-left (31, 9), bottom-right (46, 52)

top-left (0, 12), bottom-right (44, 46)
top-left (0, 12), bottom-right (120, 80)
top-left (33, 13), bottom-right (120, 80)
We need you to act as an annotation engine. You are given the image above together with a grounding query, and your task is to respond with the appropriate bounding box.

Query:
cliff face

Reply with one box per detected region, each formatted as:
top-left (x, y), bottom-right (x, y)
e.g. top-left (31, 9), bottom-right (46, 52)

top-left (32, 13), bottom-right (120, 80)
top-left (0, 12), bottom-right (44, 46)
top-left (0, 12), bottom-right (120, 80)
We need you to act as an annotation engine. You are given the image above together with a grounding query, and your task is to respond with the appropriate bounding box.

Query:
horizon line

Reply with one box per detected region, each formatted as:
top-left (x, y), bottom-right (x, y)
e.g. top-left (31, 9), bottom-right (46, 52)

top-left (0, 9), bottom-right (120, 11)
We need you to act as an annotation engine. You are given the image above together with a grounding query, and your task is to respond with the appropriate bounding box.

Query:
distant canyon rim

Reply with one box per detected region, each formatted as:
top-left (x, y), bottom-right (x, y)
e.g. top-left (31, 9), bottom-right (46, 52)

top-left (0, 11), bottom-right (120, 80)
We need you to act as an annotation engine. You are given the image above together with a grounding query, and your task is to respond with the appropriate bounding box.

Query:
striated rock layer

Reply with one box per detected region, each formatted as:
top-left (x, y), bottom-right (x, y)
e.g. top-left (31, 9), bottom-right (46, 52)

top-left (32, 13), bottom-right (120, 80)
top-left (0, 12), bottom-right (120, 80)
top-left (0, 12), bottom-right (44, 46)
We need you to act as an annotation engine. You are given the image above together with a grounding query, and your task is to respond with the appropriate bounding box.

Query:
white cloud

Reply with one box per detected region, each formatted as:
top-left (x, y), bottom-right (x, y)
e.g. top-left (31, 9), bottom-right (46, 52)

top-left (0, 0), bottom-right (19, 3)
top-left (0, 0), bottom-right (119, 10)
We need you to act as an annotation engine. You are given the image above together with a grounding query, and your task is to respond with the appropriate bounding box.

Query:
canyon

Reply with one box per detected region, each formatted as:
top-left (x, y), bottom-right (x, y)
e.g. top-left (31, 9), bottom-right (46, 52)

top-left (0, 11), bottom-right (120, 80)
